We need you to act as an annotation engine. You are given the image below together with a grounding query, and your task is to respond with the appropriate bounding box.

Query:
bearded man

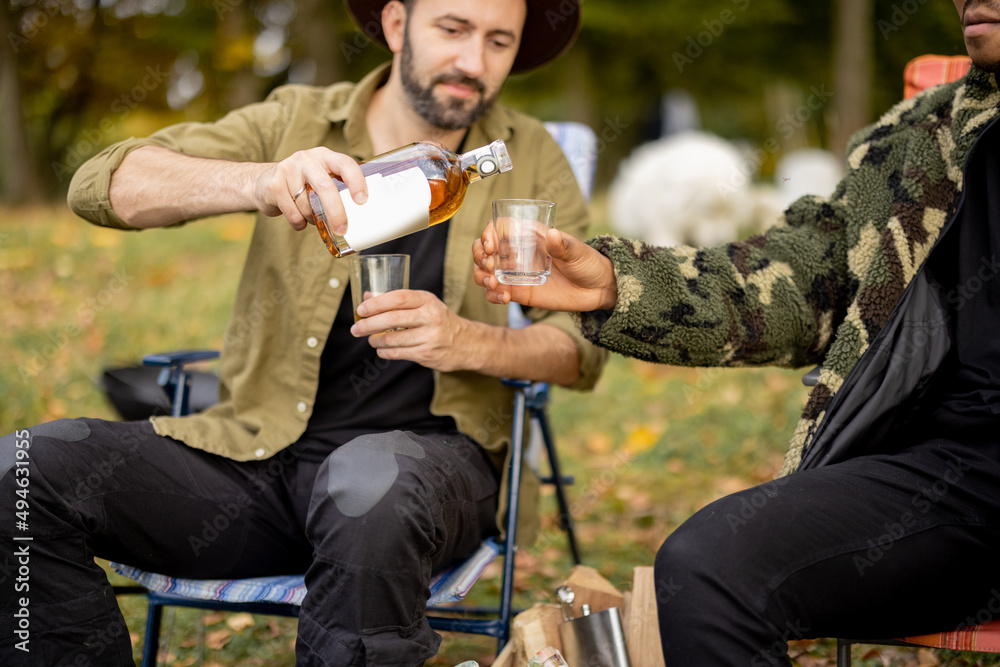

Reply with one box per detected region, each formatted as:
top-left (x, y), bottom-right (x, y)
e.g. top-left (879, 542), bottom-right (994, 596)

top-left (0, 1), bottom-right (604, 664)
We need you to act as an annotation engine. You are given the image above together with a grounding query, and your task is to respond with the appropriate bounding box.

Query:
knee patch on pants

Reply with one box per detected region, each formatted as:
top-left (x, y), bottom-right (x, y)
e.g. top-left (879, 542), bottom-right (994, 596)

top-left (1, 419), bottom-right (92, 479)
top-left (325, 431), bottom-right (426, 518)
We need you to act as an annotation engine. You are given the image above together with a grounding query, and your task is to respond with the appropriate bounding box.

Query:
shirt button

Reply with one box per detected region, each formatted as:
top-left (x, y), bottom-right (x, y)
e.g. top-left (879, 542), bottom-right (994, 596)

top-left (306, 336), bottom-right (319, 348)
top-left (254, 448), bottom-right (266, 458)
top-left (297, 401), bottom-right (308, 413)
top-left (329, 278), bottom-right (341, 289)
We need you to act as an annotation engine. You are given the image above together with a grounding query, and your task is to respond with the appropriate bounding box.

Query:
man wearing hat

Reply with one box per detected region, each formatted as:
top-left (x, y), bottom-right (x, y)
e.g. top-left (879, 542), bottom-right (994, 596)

top-left (0, 0), bottom-right (603, 664)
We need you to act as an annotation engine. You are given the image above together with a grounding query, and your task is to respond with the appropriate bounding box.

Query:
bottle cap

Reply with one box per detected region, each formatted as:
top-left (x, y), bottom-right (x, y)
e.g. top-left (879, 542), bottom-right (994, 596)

top-left (489, 139), bottom-right (513, 173)
top-left (476, 155), bottom-right (498, 175)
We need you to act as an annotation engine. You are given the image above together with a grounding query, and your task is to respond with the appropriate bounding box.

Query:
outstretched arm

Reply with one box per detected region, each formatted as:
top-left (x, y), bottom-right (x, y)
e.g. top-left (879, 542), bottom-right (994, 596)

top-left (108, 145), bottom-right (368, 234)
top-left (475, 195), bottom-right (853, 369)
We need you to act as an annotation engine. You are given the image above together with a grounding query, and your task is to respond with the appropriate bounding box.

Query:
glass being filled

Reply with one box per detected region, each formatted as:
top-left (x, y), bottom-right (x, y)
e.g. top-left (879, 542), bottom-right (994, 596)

top-left (493, 199), bottom-right (558, 285)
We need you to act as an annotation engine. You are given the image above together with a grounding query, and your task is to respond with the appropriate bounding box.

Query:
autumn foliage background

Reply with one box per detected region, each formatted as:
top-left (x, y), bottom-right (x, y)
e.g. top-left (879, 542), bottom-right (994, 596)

top-left (3, 0), bottom-right (998, 664)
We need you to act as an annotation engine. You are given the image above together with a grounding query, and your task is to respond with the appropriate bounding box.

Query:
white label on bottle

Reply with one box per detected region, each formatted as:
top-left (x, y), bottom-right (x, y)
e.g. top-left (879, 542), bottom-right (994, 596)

top-left (340, 167), bottom-right (432, 251)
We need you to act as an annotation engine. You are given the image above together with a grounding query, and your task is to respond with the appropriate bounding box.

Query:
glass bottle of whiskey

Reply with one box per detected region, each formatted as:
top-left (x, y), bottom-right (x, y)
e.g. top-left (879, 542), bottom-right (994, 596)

top-left (307, 139), bottom-right (512, 258)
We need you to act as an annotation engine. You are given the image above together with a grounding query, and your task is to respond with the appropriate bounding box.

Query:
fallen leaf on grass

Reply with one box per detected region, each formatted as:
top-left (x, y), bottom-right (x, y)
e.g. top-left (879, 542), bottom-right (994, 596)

top-left (585, 432), bottom-right (613, 454)
top-left (665, 459), bottom-right (686, 474)
top-left (713, 475), bottom-right (751, 495)
top-left (89, 227), bottom-right (122, 248)
top-left (859, 648), bottom-right (890, 666)
top-left (615, 486), bottom-right (653, 512)
top-left (44, 398), bottom-right (68, 420)
top-left (623, 425), bottom-right (660, 454)
top-left (917, 648), bottom-right (940, 667)
top-left (226, 612), bottom-right (255, 633)
top-left (205, 629), bottom-right (232, 650)
top-left (204, 611), bottom-right (227, 625)
top-left (720, 385), bottom-right (742, 405)
top-left (141, 267), bottom-right (179, 287)
top-left (765, 372), bottom-right (792, 392)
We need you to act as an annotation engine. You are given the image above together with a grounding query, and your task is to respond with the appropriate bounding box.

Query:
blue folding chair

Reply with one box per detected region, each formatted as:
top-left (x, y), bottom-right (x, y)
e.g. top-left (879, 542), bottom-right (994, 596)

top-left (108, 121), bottom-right (599, 665)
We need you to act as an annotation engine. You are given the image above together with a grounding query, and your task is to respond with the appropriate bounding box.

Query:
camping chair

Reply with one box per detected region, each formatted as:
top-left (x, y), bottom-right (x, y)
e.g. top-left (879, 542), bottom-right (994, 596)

top-left (828, 53), bottom-right (1000, 666)
top-left (105, 121), bottom-right (599, 666)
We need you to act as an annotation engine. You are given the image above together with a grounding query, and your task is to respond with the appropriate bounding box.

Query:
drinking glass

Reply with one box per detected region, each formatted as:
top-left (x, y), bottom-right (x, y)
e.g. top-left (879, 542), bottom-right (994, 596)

top-left (492, 199), bottom-right (557, 285)
top-left (349, 254), bottom-right (410, 323)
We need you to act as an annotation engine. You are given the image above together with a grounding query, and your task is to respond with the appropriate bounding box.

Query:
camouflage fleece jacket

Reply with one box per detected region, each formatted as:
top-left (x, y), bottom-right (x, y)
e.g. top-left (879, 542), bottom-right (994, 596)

top-left (578, 63), bottom-right (1000, 476)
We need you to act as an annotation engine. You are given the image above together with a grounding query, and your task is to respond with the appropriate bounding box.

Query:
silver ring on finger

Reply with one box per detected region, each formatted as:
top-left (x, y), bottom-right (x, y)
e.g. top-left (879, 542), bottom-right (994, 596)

top-left (292, 185), bottom-right (306, 200)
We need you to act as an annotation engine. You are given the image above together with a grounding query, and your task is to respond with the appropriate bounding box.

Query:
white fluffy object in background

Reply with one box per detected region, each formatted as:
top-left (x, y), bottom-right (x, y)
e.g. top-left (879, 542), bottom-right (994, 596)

top-left (608, 131), bottom-right (757, 248)
top-left (608, 132), bottom-right (845, 249)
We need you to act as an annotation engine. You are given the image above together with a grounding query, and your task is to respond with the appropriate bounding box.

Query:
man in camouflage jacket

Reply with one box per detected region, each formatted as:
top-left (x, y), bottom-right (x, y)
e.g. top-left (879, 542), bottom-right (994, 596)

top-left (474, 1), bottom-right (1000, 664)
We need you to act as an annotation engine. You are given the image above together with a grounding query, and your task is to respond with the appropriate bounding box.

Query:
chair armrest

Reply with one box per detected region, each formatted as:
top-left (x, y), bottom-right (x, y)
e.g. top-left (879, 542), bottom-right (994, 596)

top-left (143, 350), bottom-right (220, 367)
top-left (501, 378), bottom-right (533, 389)
top-left (501, 379), bottom-right (549, 411)
top-left (142, 350), bottom-right (220, 417)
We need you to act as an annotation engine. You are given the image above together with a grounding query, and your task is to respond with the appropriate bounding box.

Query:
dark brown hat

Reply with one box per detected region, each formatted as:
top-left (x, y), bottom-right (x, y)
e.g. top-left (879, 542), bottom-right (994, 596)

top-left (344, 0), bottom-right (582, 74)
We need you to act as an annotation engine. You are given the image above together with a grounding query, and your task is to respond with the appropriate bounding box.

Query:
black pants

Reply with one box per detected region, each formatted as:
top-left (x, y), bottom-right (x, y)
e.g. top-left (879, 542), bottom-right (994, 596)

top-left (656, 433), bottom-right (1000, 666)
top-left (0, 418), bottom-right (500, 666)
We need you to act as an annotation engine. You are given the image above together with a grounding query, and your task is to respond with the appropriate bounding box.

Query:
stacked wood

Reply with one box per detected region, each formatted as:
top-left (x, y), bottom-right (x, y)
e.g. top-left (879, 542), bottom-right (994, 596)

top-left (508, 603), bottom-right (563, 666)
top-left (624, 567), bottom-right (666, 667)
top-left (499, 565), bottom-right (665, 666)
top-left (561, 565), bottom-right (625, 618)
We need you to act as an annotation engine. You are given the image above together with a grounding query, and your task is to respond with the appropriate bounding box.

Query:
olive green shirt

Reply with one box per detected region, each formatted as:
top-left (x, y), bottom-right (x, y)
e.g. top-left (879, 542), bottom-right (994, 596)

top-left (68, 64), bottom-right (605, 541)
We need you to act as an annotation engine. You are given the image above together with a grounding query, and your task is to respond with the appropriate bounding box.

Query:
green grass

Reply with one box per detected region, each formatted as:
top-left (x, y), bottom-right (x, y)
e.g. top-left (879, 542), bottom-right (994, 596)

top-left (4, 205), bottom-right (999, 666)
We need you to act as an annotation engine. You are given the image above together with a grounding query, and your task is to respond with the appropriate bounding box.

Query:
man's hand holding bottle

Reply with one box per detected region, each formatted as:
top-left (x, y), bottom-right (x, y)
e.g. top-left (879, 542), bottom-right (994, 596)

top-left (257, 147), bottom-right (369, 235)
top-left (472, 221), bottom-right (619, 313)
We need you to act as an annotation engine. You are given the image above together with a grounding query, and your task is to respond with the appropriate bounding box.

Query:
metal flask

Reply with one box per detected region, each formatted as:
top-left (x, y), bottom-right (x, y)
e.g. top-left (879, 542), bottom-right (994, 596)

top-left (558, 604), bottom-right (632, 667)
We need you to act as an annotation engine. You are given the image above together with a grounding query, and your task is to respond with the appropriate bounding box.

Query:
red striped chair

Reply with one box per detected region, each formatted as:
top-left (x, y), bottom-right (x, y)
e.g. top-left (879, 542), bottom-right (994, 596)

top-left (905, 623), bottom-right (1000, 653)
top-left (903, 54), bottom-right (972, 99)
top-left (838, 621), bottom-right (1000, 666)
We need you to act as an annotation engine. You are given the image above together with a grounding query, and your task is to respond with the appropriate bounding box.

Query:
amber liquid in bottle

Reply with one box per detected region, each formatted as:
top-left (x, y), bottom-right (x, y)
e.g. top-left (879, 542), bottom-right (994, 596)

top-left (310, 140), bottom-right (510, 258)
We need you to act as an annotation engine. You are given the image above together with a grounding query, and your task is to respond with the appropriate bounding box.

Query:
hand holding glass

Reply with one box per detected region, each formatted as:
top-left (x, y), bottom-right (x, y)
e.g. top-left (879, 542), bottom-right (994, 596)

top-left (493, 199), bottom-right (557, 285)
top-left (350, 254), bottom-right (410, 324)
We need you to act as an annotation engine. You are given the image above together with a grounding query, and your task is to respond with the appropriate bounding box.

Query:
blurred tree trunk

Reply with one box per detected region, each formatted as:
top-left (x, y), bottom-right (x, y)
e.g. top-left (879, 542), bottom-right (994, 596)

top-left (292, 0), bottom-right (343, 85)
top-left (0, 2), bottom-right (44, 204)
top-left (564, 49), bottom-right (594, 128)
top-left (831, 0), bottom-right (874, 158)
top-left (220, 0), bottom-right (263, 111)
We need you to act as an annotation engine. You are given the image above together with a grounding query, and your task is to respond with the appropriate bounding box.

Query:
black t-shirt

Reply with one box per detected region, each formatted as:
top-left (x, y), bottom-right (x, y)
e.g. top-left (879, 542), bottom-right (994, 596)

top-left (293, 222), bottom-right (458, 462)
top-left (920, 120), bottom-right (1000, 433)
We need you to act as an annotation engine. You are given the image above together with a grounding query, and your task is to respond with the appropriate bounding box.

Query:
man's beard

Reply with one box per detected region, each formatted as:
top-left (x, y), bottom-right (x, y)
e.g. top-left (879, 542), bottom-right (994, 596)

top-left (976, 58), bottom-right (1000, 73)
top-left (400, 35), bottom-right (500, 130)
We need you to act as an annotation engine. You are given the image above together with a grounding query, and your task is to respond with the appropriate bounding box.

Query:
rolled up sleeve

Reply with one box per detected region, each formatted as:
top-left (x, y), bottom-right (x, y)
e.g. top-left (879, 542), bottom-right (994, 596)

top-left (67, 97), bottom-right (291, 229)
